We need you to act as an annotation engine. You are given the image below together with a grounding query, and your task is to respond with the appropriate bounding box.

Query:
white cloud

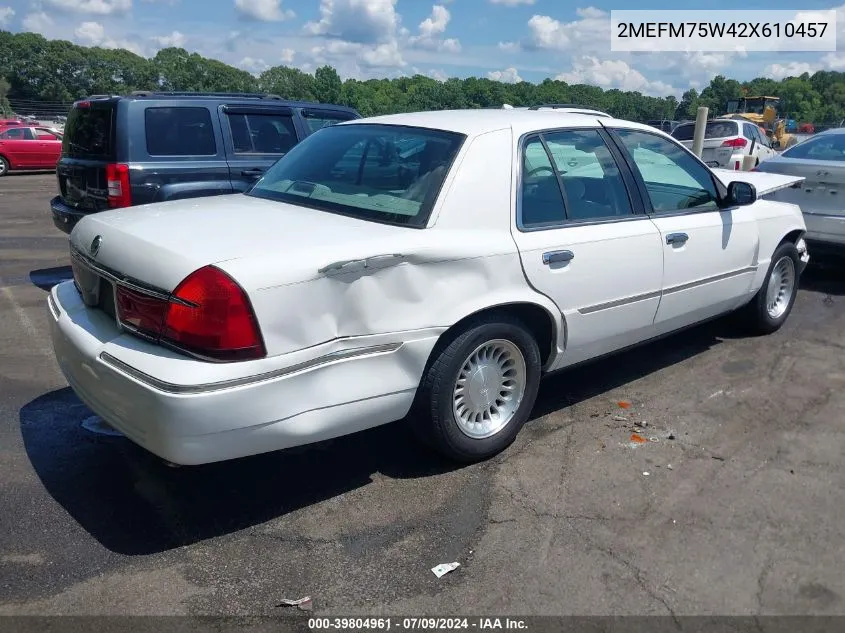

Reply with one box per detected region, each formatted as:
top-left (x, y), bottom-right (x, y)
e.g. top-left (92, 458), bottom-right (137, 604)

top-left (488, 67), bottom-right (523, 83)
top-left (0, 6), bottom-right (14, 26)
top-left (411, 66), bottom-right (449, 81)
top-left (43, 0), bottom-right (132, 15)
top-left (764, 61), bottom-right (817, 80)
top-left (151, 31), bottom-right (186, 48)
top-left (238, 56), bottom-right (269, 74)
top-left (524, 10), bottom-right (608, 55)
top-left (279, 48), bottom-right (295, 63)
top-left (409, 4), bottom-right (461, 52)
top-left (304, 0), bottom-right (401, 44)
top-left (73, 20), bottom-right (144, 54)
top-left (556, 56), bottom-right (677, 96)
top-left (310, 38), bottom-right (404, 68)
top-left (822, 52), bottom-right (845, 70)
top-left (498, 41), bottom-right (518, 52)
top-left (234, 0), bottom-right (295, 22)
top-left (489, 0), bottom-right (535, 6)
top-left (22, 12), bottom-right (54, 33)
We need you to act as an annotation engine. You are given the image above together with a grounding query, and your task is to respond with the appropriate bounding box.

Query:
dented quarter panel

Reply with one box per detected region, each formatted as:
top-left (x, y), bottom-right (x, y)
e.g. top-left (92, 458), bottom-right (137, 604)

top-left (747, 198), bottom-right (808, 293)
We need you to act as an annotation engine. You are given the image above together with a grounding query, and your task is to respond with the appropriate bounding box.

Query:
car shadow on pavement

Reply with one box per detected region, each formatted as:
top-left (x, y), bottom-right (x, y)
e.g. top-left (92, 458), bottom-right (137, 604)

top-left (799, 257), bottom-right (845, 297)
top-left (29, 266), bottom-right (72, 291)
top-left (19, 387), bottom-right (461, 556)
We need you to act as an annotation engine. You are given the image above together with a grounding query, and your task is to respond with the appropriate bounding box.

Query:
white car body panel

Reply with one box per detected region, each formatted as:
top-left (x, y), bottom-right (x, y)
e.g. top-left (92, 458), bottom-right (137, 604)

top-left (51, 110), bottom-right (808, 465)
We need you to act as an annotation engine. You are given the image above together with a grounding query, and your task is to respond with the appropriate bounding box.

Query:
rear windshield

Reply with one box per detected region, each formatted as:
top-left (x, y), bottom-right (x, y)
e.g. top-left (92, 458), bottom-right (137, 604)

top-left (781, 133), bottom-right (845, 161)
top-left (247, 123), bottom-right (466, 227)
top-left (62, 104), bottom-right (115, 159)
top-left (672, 121), bottom-right (738, 141)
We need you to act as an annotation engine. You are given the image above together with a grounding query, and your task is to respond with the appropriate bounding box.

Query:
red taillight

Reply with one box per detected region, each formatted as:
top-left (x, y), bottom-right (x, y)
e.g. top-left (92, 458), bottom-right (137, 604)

top-left (163, 266), bottom-right (266, 361)
top-left (721, 137), bottom-right (748, 148)
top-left (106, 163), bottom-right (131, 208)
top-left (76, 101), bottom-right (91, 109)
top-left (115, 266), bottom-right (265, 362)
top-left (116, 287), bottom-right (168, 335)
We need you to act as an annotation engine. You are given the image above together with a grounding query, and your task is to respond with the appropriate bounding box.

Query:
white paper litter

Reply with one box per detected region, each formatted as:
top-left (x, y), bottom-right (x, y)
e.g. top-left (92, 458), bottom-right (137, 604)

top-left (276, 596), bottom-right (313, 611)
top-left (432, 562), bottom-right (460, 578)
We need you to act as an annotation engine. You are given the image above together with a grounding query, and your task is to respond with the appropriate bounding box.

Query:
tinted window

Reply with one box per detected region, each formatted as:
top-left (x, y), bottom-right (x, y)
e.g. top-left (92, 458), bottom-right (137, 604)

top-left (145, 107), bottom-right (216, 156)
top-left (615, 129), bottom-right (719, 214)
top-left (743, 124), bottom-right (757, 140)
top-left (303, 111), bottom-right (355, 133)
top-left (63, 106), bottom-right (115, 158)
top-left (0, 127), bottom-right (33, 139)
top-left (36, 129), bottom-right (61, 140)
top-left (672, 121), bottom-right (739, 141)
top-left (248, 124), bottom-right (464, 227)
top-left (521, 129), bottom-right (632, 226)
top-left (782, 133), bottom-right (845, 161)
top-left (227, 113), bottom-right (298, 154)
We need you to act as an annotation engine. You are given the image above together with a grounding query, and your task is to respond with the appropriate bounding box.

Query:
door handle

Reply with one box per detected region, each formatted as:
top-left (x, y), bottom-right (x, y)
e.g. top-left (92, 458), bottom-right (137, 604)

top-left (542, 250), bottom-right (574, 265)
top-left (241, 168), bottom-right (264, 178)
top-left (666, 233), bottom-right (689, 245)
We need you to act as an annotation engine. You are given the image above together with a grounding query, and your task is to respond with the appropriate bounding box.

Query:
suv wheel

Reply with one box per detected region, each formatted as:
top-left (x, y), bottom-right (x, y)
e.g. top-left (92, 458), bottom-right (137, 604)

top-left (411, 315), bottom-right (541, 463)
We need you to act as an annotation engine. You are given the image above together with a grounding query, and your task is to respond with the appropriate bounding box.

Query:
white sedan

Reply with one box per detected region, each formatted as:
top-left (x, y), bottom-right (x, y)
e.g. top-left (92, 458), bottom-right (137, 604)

top-left (49, 110), bottom-right (809, 466)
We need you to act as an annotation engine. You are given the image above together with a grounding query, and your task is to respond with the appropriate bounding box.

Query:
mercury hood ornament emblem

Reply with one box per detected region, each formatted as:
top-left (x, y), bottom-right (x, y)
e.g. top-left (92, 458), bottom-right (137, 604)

top-left (89, 235), bottom-right (102, 257)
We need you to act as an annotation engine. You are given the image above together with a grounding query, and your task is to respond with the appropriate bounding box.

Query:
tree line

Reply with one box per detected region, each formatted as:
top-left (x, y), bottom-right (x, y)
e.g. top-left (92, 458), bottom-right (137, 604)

top-left (1, 30), bottom-right (844, 125)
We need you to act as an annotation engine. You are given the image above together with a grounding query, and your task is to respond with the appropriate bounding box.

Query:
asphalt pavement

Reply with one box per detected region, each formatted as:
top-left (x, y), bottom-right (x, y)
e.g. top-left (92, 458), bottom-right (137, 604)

top-left (1, 174), bottom-right (844, 619)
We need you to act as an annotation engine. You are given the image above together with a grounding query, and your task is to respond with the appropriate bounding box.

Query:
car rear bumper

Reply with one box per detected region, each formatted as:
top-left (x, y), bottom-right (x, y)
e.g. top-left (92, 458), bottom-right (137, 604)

top-left (51, 196), bottom-right (89, 234)
top-left (48, 280), bottom-right (438, 465)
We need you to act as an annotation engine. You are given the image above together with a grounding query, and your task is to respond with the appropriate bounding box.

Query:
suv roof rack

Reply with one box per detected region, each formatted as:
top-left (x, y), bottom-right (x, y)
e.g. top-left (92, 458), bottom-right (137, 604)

top-left (129, 91), bottom-right (285, 100)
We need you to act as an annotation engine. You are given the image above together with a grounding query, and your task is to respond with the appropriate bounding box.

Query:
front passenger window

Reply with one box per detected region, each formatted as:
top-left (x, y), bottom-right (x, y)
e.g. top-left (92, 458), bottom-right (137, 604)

top-left (613, 129), bottom-right (719, 214)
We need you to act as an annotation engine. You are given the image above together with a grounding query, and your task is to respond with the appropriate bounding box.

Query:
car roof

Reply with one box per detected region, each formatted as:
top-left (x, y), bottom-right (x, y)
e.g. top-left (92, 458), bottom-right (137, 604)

top-left (74, 93), bottom-right (359, 114)
top-left (343, 109), bottom-right (658, 138)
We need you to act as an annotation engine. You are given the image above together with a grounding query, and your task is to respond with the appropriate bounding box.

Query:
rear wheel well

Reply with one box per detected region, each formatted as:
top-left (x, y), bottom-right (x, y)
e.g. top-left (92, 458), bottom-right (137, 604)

top-left (431, 303), bottom-right (557, 369)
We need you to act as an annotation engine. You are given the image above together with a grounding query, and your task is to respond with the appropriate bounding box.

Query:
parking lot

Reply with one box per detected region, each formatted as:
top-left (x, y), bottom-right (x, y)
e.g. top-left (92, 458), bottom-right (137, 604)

top-left (1, 173), bottom-right (845, 617)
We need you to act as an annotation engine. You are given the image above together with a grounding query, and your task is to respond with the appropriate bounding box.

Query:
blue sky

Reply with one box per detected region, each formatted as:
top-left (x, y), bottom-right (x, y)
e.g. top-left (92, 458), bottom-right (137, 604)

top-left (0, 0), bottom-right (843, 97)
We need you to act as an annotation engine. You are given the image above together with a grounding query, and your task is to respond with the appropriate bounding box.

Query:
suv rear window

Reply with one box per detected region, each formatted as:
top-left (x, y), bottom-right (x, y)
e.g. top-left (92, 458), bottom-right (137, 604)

top-left (302, 110), bottom-right (355, 133)
top-left (145, 107), bottom-right (216, 156)
top-left (248, 123), bottom-right (465, 227)
top-left (672, 121), bottom-right (738, 141)
top-left (63, 105), bottom-right (115, 159)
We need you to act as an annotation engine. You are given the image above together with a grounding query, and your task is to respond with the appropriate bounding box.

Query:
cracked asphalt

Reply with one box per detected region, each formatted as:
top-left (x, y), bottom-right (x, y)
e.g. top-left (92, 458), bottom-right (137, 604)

top-left (1, 174), bottom-right (845, 618)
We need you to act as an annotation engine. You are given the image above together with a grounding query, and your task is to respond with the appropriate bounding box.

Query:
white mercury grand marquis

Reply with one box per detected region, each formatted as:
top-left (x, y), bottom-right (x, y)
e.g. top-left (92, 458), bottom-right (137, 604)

top-left (49, 109), bottom-right (810, 465)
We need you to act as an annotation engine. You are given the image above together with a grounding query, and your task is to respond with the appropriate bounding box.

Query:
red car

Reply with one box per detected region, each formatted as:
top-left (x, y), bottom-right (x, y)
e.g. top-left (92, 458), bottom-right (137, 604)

top-left (0, 126), bottom-right (63, 176)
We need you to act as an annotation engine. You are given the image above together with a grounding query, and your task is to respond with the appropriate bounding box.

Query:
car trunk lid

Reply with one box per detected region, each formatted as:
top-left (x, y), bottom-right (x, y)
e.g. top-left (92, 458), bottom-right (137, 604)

top-left (68, 193), bottom-right (418, 293)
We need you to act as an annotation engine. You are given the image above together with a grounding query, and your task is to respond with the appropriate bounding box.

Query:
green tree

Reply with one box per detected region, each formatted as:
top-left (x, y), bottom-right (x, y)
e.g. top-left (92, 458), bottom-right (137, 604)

top-left (313, 65), bottom-right (342, 104)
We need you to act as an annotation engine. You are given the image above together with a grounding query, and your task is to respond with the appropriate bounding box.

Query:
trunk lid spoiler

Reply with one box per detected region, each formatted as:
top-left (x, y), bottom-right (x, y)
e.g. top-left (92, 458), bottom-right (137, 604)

top-left (711, 169), bottom-right (804, 196)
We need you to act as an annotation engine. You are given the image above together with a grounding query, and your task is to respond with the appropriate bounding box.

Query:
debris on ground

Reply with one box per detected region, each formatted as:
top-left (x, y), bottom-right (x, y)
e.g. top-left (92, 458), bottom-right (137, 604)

top-left (667, 464), bottom-right (673, 470)
top-left (666, 433), bottom-right (676, 441)
top-left (432, 562), bottom-right (460, 578)
top-left (708, 390), bottom-right (725, 399)
top-left (640, 420), bottom-right (649, 427)
top-left (649, 436), bottom-right (660, 443)
top-left (617, 401), bottom-right (632, 409)
top-left (630, 433), bottom-right (648, 444)
top-left (711, 455), bottom-right (726, 462)
top-left (643, 471), bottom-right (650, 476)
top-left (612, 415), bottom-right (627, 422)
top-left (276, 597), bottom-right (313, 611)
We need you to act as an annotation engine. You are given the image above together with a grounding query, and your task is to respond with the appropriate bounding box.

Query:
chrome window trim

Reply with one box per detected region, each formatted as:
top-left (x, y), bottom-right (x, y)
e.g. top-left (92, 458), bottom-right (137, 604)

top-left (98, 342), bottom-right (404, 394)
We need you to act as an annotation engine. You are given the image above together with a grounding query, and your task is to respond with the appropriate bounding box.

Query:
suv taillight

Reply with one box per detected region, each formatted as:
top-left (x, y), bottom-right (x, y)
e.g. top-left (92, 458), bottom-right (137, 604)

top-left (106, 163), bottom-right (131, 208)
top-left (721, 137), bottom-right (748, 148)
top-left (115, 266), bottom-right (266, 362)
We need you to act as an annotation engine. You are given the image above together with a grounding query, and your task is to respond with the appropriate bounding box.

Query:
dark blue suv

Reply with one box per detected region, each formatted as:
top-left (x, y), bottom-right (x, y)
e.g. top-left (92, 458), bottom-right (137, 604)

top-left (51, 91), bottom-right (361, 234)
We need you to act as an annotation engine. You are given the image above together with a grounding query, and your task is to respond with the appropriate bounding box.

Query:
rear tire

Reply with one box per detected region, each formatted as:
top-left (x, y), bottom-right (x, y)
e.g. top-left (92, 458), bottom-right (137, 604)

top-left (741, 241), bottom-right (800, 335)
top-left (411, 315), bottom-right (541, 463)
top-left (0, 156), bottom-right (9, 177)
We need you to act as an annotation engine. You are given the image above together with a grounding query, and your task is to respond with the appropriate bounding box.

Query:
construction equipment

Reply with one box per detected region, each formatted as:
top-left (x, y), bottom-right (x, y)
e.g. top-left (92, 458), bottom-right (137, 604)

top-left (723, 96), bottom-right (798, 150)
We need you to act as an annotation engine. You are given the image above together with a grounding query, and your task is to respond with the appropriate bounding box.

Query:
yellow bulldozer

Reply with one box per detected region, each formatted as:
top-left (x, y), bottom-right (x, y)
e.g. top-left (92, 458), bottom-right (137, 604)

top-left (723, 96), bottom-right (798, 150)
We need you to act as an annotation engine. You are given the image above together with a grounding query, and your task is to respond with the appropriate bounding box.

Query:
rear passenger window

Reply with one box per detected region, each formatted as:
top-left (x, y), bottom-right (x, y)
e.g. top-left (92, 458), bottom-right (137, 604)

top-left (145, 107), bottom-right (216, 156)
top-left (302, 111), bottom-right (354, 133)
top-left (520, 129), bottom-right (632, 228)
top-left (226, 113), bottom-right (298, 154)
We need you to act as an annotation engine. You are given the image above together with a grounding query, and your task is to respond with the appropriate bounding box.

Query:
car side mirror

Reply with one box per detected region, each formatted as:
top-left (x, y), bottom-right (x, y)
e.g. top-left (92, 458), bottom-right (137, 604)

top-left (726, 181), bottom-right (757, 206)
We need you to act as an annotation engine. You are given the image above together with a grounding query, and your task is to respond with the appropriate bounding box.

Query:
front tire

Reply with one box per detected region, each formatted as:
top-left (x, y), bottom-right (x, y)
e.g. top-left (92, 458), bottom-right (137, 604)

top-left (742, 241), bottom-right (800, 334)
top-left (0, 156), bottom-right (9, 177)
top-left (411, 315), bottom-right (541, 463)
